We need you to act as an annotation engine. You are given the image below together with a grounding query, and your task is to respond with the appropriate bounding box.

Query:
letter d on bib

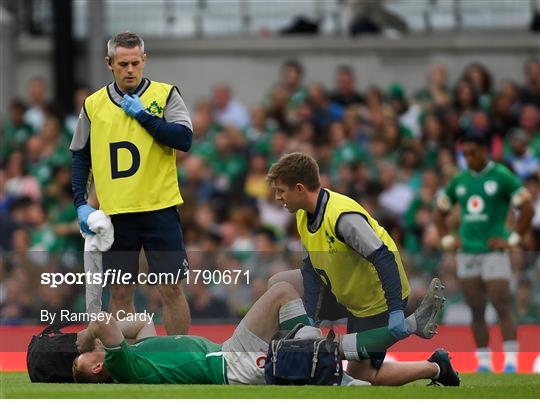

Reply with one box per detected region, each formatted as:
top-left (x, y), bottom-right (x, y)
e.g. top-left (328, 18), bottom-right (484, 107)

top-left (110, 141), bottom-right (140, 179)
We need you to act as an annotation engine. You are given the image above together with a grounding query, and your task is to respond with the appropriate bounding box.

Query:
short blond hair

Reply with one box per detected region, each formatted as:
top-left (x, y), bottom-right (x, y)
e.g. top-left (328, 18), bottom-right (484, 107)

top-left (266, 152), bottom-right (320, 191)
top-left (72, 355), bottom-right (111, 383)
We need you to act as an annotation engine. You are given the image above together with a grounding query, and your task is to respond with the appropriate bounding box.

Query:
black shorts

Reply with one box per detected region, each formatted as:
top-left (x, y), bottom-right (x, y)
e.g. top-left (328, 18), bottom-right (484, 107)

top-left (102, 206), bottom-right (188, 284)
top-left (316, 283), bottom-right (409, 369)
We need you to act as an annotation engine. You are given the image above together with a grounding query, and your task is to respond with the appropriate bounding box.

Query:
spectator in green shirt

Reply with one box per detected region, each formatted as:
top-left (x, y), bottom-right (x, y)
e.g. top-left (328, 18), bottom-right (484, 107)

top-left (1, 100), bottom-right (34, 162)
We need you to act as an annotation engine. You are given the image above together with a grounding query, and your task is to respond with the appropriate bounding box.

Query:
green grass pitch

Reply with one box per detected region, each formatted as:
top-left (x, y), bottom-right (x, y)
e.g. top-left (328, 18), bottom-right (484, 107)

top-left (1, 372), bottom-right (539, 398)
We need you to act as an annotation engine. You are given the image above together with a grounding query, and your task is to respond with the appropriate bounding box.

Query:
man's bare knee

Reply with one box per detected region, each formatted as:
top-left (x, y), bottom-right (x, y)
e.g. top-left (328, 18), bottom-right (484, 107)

top-left (110, 285), bottom-right (135, 313)
top-left (111, 284), bottom-right (135, 302)
top-left (492, 299), bottom-right (511, 318)
top-left (269, 281), bottom-right (299, 303)
top-left (267, 270), bottom-right (304, 297)
top-left (268, 271), bottom-right (287, 289)
top-left (157, 283), bottom-right (183, 304)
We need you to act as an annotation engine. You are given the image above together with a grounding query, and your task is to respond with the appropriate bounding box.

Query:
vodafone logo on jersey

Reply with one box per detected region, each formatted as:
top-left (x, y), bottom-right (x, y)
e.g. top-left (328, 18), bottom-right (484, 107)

top-left (467, 195), bottom-right (485, 214)
top-left (256, 355), bottom-right (267, 369)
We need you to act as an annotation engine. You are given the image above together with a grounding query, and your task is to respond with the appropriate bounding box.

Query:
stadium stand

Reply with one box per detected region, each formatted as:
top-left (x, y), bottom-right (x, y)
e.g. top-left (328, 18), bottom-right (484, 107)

top-left (1, 56), bottom-right (539, 326)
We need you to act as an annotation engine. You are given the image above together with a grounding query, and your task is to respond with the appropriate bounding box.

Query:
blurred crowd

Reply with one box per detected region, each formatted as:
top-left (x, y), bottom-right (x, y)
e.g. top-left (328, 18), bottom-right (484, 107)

top-left (1, 58), bottom-right (540, 325)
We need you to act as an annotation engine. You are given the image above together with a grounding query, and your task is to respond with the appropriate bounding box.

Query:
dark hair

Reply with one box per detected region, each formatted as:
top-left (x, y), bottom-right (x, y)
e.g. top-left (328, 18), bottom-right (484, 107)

top-left (453, 79), bottom-right (479, 111)
top-left (8, 196), bottom-right (33, 213)
top-left (463, 62), bottom-right (493, 93)
top-left (525, 174), bottom-right (539, 184)
top-left (257, 227), bottom-right (278, 243)
top-left (460, 133), bottom-right (488, 147)
top-left (282, 60), bottom-right (304, 76)
top-left (266, 152), bottom-right (320, 191)
top-left (525, 56), bottom-right (540, 70)
top-left (336, 65), bottom-right (354, 77)
top-left (10, 99), bottom-right (27, 112)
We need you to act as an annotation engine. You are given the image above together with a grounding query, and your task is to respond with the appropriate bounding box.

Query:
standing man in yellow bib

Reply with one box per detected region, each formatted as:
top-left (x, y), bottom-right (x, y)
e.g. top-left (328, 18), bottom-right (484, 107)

top-left (70, 32), bottom-right (192, 334)
top-left (266, 152), bottom-right (451, 386)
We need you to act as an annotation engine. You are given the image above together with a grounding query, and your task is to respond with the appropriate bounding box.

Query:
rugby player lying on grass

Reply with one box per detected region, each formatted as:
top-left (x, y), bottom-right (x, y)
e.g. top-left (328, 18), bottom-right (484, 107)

top-left (73, 281), bottom-right (459, 386)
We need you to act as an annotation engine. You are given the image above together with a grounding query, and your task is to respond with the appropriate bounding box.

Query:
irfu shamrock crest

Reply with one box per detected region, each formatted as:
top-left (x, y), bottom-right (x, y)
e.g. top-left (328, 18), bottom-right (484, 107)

top-left (325, 230), bottom-right (337, 254)
top-left (146, 100), bottom-right (164, 115)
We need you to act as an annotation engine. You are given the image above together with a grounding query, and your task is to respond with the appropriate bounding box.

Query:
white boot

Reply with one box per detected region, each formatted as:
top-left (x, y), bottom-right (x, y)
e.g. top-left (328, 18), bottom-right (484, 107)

top-left (341, 372), bottom-right (372, 386)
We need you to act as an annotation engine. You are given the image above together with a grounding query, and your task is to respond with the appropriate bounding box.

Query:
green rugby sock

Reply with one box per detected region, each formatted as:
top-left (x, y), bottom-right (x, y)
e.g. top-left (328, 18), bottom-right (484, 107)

top-left (279, 299), bottom-right (311, 330)
top-left (342, 327), bottom-right (398, 361)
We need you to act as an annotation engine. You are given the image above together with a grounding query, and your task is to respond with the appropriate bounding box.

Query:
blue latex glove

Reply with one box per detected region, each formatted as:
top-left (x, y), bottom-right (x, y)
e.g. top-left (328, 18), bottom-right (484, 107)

top-left (121, 94), bottom-right (145, 118)
top-left (388, 309), bottom-right (409, 339)
top-left (77, 204), bottom-right (97, 235)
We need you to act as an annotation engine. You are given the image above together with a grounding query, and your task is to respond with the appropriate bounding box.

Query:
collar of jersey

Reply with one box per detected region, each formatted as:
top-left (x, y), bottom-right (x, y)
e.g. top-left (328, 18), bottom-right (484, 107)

top-left (469, 160), bottom-right (494, 176)
top-left (107, 78), bottom-right (151, 107)
top-left (307, 188), bottom-right (329, 233)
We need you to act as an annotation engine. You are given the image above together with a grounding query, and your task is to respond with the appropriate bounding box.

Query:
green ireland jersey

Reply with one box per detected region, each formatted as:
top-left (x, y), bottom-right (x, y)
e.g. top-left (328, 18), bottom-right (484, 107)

top-left (439, 162), bottom-right (524, 253)
top-left (104, 335), bottom-right (227, 384)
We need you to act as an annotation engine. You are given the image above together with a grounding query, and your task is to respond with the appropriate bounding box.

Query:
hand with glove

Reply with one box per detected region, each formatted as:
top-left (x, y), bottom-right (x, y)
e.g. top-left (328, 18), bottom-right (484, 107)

top-left (121, 94), bottom-right (145, 118)
top-left (388, 309), bottom-right (409, 339)
top-left (77, 204), bottom-right (97, 235)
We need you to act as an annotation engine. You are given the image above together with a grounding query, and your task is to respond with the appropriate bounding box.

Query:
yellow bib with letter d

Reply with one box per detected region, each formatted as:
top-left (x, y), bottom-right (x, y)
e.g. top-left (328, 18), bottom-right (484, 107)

top-left (84, 81), bottom-right (183, 215)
